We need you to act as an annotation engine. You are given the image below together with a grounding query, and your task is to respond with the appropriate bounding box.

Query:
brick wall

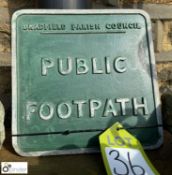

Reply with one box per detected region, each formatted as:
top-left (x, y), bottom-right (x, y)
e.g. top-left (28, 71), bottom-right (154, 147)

top-left (162, 21), bottom-right (172, 51)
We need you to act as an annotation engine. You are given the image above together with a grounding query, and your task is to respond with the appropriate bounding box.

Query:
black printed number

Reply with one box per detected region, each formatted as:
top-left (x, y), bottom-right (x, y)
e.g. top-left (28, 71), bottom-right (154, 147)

top-left (109, 150), bottom-right (145, 175)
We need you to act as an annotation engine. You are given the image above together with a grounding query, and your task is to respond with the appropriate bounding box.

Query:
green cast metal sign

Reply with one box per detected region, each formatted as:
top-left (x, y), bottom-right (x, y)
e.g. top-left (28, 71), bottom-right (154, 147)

top-left (12, 10), bottom-right (163, 156)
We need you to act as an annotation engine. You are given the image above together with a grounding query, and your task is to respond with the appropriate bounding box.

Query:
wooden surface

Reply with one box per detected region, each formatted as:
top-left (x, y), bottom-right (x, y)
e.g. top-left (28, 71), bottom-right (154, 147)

top-left (1, 130), bottom-right (172, 175)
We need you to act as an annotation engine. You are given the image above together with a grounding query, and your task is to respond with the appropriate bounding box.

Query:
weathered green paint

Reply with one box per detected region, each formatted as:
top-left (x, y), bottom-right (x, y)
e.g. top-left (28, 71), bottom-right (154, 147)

top-left (12, 10), bottom-right (162, 156)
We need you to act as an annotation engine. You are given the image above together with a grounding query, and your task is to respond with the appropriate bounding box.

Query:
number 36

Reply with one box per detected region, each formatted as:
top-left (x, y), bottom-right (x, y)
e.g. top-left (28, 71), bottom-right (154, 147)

top-left (109, 150), bottom-right (145, 175)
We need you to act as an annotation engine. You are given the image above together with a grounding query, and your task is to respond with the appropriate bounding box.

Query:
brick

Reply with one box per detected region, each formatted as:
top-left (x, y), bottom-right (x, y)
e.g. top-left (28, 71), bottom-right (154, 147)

top-left (0, 8), bottom-right (10, 34)
top-left (155, 20), bottom-right (163, 52)
top-left (0, 52), bottom-right (11, 66)
top-left (162, 21), bottom-right (172, 51)
top-left (157, 62), bottom-right (172, 93)
top-left (0, 33), bottom-right (10, 52)
top-left (0, 0), bottom-right (8, 8)
top-left (103, 0), bottom-right (172, 7)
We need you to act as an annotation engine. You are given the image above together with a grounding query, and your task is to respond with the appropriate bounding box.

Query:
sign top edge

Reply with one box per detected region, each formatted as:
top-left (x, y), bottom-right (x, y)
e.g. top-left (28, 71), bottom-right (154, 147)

top-left (12, 9), bottom-right (150, 22)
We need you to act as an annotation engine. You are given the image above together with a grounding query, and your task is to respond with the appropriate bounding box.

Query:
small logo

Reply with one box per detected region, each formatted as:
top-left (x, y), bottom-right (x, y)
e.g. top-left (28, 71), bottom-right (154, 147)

top-left (1, 162), bottom-right (28, 174)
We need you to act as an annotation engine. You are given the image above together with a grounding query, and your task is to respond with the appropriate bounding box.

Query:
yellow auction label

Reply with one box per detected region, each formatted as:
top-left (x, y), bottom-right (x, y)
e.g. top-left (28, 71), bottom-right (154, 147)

top-left (99, 122), bottom-right (160, 175)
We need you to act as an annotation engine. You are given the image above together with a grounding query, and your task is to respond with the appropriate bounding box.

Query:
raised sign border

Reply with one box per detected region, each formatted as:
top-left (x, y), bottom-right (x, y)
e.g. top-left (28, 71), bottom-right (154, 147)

top-left (12, 9), bottom-right (163, 156)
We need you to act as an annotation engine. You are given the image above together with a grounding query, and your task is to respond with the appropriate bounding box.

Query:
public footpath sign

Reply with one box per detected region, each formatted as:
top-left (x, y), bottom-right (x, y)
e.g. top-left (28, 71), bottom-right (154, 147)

top-left (12, 10), bottom-right (163, 156)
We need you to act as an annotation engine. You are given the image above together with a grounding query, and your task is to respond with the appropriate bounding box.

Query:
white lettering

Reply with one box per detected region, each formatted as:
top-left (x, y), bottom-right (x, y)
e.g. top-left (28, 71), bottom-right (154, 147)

top-left (39, 102), bottom-right (54, 120)
top-left (105, 57), bottom-right (111, 74)
top-left (116, 98), bottom-right (130, 115)
top-left (133, 97), bottom-right (148, 115)
top-left (114, 57), bottom-right (127, 73)
top-left (103, 99), bottom-right (117, 117)
top-left (26, 101), bottom-right (38, 120)
top-left (73, 100), bottom-right (87, 117)
top-left (58, 57), bottom-right (73, 75)
top-left (76, 58), bottom-right (89, 74)
top-left (92, 57), bottom-right (103, 74)
top-left (90, 100), bottom-right (102, 117)
top-left (24, 97), bottom-right (149, 121)
top-left (42, 58), bottom-right (54, 76)
top-left (57, 102), bottom-right (72, 119)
